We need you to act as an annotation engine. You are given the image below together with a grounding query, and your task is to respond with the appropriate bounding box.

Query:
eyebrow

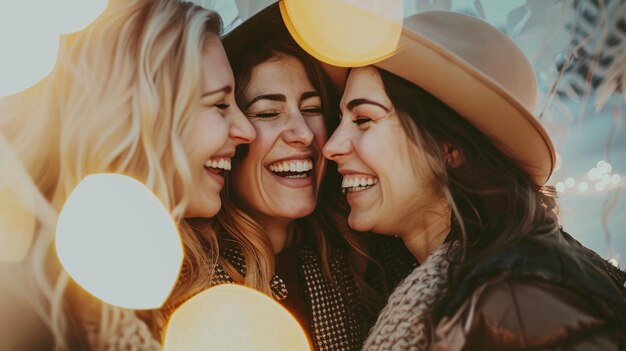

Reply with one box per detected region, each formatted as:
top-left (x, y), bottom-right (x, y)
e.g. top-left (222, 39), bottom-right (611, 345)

top-left (345, 98), bottom-right (390, 112)
top-left (201, 85), bottom-right (232, 98)
top-left (301, 91), bottom-right (320, 101)
top-left (244, 94), bottom-right (285, 110)
top-left (244, 91), bottom-right (320, 110)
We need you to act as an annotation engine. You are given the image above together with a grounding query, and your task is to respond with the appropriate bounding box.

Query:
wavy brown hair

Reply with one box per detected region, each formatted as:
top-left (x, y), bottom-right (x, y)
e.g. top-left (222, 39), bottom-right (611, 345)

top-left (374, 67), bottom-right (562, 331)
top-left (215, 34), bottom-right (384, 314)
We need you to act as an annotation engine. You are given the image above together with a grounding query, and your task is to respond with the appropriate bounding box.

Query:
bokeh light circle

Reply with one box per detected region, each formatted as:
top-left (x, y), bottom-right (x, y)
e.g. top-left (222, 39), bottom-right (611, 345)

top-left (0, 0), bottom-right (107, 97)
top-left (56, 174), bottom-right (183, 309)
top-left (279, 0), bottom-right (403, 67)
top-left (164, 284), bottom-right (311, 351)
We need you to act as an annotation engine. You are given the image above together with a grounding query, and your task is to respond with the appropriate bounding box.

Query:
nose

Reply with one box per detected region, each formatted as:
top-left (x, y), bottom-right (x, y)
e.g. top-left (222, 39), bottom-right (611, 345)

top-left (229, 104), bottom-right (256, 144)
top-left (323, 122), bottom-right (350, 162)
top-left (283, 109), bottom-right (314, 146)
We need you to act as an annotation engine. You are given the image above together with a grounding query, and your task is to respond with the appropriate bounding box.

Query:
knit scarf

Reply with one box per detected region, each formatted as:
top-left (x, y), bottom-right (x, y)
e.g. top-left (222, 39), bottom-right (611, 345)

top-left (363, 241), bottom-right (458, 351)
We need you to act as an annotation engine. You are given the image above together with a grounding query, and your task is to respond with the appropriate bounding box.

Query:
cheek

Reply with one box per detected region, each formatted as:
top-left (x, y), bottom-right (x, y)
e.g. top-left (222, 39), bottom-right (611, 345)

top-left (231, 126), bottom-right (274, 184)
top-left (357, 135), bottom-right (389, 173)
top-left (191, 111), bottom-right (229, 157)
top-left (309, 118), bottom-right (328, 145)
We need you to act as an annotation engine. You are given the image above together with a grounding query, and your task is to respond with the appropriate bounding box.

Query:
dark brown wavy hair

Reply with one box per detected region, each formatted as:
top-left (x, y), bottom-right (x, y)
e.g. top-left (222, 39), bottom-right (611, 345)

top-left (375, 67), bottom-right (562, 319)
top-left (216, 33), bottom-right (384, 317)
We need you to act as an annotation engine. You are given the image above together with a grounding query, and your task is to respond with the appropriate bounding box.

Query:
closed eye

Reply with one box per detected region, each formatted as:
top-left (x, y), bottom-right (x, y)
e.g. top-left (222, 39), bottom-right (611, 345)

top-left (247, 111), bottom-right (281, 118)
top-left (301, 107), bottom-right (322, 115)
top-left (216, 103), bottom-right (230, 111)
top-left (354, 117), bottom-right (371, 126)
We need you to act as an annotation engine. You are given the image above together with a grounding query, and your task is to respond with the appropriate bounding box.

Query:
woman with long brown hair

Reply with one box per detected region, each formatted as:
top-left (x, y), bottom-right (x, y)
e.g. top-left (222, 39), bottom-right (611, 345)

top-left (323, 10), bottom-right (626, 350)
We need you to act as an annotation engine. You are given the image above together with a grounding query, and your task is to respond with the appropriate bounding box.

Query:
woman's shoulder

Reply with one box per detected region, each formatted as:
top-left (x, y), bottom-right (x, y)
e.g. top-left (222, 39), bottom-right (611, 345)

top-left (442, 230), bottom-right (626, 318)
top-left (433, 276), bottom-right (626, 350)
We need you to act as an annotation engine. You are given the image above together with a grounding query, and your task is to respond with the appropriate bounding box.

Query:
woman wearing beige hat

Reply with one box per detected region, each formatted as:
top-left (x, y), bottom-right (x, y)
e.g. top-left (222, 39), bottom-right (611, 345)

top-left (323, 11), bottom-right (626, 350)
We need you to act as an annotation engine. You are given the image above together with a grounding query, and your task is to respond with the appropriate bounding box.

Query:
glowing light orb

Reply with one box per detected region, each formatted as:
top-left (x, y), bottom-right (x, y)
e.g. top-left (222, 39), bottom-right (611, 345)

top-left (0, 0), bottom-right (107, 96)
top-left (279, 0), bottom-right (403, 67)
top-left (555, 182), bottom-right (565, 193)
top-left (564, 177), bottom-right (575, 188)
top-left (56, 174), bottom-right (183, 309)
top-left (588, 168), bottom-right (600, 181)
top-left (164, 284), bottom-right (311, 351)
top-left (595, 182), bottom-right (606, 192)
top-left (578, 181), bottom-right (589, 192)
top-left (45, 0), bottom-right (108, 35)
top-left (598, 161), bottom-right (612, 175)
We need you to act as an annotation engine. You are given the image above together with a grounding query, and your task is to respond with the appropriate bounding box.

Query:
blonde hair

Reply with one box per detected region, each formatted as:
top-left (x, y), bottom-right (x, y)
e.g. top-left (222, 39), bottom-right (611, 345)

top-left (0, 0), bottom-right (222, 348)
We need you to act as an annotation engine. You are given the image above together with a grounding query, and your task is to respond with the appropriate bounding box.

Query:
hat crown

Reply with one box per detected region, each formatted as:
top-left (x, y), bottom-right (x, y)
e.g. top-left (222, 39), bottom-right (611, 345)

top-left (403, 11), bottom-right (537, 112)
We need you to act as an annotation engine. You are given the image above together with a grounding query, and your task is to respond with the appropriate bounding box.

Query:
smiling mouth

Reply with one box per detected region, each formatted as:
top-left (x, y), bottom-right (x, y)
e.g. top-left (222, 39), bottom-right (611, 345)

top-left (204, 158), bottom-right (231, 175)
top-left (341, 175), bottom-right (378, 194)
top-left (268, 159), bottom-right (313, 179)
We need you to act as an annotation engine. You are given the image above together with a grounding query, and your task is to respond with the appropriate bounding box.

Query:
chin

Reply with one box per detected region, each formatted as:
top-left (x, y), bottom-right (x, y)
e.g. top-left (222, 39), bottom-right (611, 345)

top-left (278, 203), bottom-right (316, 220)
top-left (186, 197), bottom-right (221, 219)
top-left (348, 213), bottom-right (373, 233)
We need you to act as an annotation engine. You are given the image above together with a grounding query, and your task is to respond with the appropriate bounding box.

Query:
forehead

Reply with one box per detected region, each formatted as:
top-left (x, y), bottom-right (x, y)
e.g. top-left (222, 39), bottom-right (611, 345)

top-left (202, 34), bottom-right (233, 89)
top-left (341, 66), bottom-right (390, 107)
top-left (245, 55), bottom-right (315, 98)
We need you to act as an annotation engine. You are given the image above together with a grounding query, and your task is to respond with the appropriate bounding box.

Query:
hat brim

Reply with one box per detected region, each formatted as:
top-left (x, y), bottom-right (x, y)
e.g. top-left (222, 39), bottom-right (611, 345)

top-left (223, 3), bottom-right (555, 185)
top-left (375, 28), bottom-right (555, 185)
top-left (323, 27), bottom-right (555, 185)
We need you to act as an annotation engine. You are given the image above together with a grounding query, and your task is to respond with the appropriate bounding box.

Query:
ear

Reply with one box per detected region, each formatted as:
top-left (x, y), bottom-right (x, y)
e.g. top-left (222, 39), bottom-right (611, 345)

top-left (442, 143), bottom-right (465, 169)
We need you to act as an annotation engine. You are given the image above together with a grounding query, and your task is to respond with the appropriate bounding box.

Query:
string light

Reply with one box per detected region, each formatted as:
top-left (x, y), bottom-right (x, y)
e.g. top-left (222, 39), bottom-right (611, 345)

top-left (612, 174), bottom-right (621, 185)
top-left (553, 160), bottom-right (623, 194)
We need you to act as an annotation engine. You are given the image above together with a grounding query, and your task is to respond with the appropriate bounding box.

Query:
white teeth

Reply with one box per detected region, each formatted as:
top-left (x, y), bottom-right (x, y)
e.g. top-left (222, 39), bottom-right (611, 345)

top-left (341, 175), bottom-right (378, 191)
top-left (285, 173), bottom-right (307, 179)
top-left (205, 158), bottom-right (231, 171)
top-left (268, 159), bottom-right (313, 176)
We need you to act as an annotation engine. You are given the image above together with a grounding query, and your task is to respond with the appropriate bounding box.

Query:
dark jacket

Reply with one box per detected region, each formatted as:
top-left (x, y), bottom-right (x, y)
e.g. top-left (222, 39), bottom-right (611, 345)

top-left (433, 229), bottom-right (626, 350)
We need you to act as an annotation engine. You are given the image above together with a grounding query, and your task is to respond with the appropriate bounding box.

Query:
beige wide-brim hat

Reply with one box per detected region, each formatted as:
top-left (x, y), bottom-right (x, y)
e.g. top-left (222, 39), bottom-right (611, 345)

top-left (224, 3), bottom-right (556, 185)
top-left (372, 11), bottom-right (556, 185)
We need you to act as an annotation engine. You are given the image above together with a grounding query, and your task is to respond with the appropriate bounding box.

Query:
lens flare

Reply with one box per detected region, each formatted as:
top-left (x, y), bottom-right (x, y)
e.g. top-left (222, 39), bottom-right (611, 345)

top-left (279, 0), bottom-right (403, 67)
top-left (0, 0), bottom-right (107, 96)
top-left (164, 284), bottom-right (311, 351)
top-left (56, 174), bottom-right (183, 309)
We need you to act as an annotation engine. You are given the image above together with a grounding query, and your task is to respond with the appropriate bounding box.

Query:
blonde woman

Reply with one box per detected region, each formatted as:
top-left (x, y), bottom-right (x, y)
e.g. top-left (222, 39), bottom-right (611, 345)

top-left (0, 0), bottom-right (254, 349)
